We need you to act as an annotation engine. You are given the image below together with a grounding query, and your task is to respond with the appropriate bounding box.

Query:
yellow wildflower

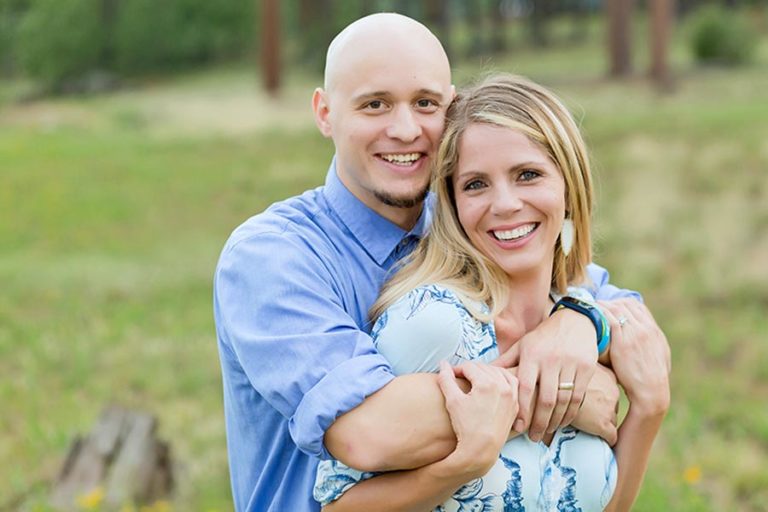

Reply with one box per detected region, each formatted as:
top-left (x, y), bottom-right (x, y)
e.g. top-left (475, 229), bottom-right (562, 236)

top-left (76, 486), bottom-right (105, 509)
top-left (683, 465), bottom-right (702, 484)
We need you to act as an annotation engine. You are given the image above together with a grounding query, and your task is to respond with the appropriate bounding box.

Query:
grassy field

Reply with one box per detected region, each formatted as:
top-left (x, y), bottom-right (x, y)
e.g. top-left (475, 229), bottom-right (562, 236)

top-left (2, 22), bottom-right (768, 512)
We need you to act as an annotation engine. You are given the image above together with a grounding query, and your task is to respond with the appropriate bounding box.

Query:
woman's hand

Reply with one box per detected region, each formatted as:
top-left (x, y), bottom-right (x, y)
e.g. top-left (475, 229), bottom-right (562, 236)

top-left (492, 309), bottom-right (598, 442)
top-left (599, 299), bottom-right (671, 416)
top-left (437, 361), bottom-right (518, 478)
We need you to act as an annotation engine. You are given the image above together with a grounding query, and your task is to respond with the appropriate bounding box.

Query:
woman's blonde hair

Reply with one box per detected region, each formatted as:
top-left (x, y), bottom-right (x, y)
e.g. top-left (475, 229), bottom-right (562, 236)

top-left (370, 73), bottom-right (594, 322)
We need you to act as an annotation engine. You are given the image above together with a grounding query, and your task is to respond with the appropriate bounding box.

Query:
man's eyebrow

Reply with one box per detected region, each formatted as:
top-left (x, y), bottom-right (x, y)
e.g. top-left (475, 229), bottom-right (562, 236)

top-left (416, 88), bottom-right (446, 99)
top-left (351, 91), bottom-right (392, 103)
top-left (351, 88), bottom-right (447, 104)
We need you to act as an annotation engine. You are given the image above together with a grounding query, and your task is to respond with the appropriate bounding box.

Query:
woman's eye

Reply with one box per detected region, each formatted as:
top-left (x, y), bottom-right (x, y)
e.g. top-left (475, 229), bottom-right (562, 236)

top-left (519, 169), bottom-right (540, 181)
top-left (463, 179), bottom-right (485, 191)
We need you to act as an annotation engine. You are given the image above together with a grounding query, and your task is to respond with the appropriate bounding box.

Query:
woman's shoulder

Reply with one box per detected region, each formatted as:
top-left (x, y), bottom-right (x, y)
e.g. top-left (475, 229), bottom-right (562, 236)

top-left (371, 284), bottom-right (497, 374)
top-left (372, 284), bottom-right (475, 337)
top-left (387, 283), bottom-right (487, 318)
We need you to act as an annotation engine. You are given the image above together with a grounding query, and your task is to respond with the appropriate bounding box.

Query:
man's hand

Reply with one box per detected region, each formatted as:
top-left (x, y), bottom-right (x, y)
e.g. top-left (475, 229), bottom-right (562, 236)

top-left (493, 308), bottom-right (598, 442)
top-left (599, 299), bottom-right (671, 416)
top-left (438, 361), bottom-right (518, 477)
top-left (571, 364), bottom-right (620, 445)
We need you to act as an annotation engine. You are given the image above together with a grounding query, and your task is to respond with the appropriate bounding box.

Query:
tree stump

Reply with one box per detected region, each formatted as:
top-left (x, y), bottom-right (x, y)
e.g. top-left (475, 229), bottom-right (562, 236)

top-left (50, 406), bottom-right (174, 510)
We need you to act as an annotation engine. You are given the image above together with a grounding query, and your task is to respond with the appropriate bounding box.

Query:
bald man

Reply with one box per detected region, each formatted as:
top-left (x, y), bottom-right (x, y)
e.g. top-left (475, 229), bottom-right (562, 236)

top-left (214, 13), bottom-right (637, 512)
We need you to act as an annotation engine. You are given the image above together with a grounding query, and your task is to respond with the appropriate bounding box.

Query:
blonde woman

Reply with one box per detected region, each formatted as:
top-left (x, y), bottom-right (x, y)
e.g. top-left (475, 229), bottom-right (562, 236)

top-left (314, 74), bottom-right (670, 512)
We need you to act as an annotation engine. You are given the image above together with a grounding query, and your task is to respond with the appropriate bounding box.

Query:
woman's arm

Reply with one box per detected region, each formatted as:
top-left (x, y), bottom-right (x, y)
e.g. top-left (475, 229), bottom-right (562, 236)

top-left (599, 299), bottom-right (671, 512)
top-left (324, 362), bottom-right (518, 511)
top-left (323, 458), bottom-right (478, 512)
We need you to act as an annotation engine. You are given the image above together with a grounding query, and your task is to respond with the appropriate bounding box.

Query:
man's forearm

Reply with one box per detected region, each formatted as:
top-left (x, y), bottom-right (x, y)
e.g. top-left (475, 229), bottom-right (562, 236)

top-left (605, 403), bottom-right (667, 512)
top-left (325, 373), bottom-right (470, 472)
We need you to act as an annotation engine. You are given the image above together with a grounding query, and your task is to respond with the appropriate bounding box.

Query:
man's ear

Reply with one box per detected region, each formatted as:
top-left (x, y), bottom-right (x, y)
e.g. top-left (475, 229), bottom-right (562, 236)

top-left (312, 88), bottom-right (332, 138)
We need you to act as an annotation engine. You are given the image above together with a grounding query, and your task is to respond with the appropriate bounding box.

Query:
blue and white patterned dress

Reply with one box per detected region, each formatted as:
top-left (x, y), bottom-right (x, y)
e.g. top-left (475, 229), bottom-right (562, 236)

top-left (314, 284), bottom-right (617, 511)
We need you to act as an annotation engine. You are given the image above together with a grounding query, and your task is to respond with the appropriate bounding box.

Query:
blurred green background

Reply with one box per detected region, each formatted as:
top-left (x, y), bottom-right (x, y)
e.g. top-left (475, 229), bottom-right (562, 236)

top-left (1, 1), bottom-right (767, 511)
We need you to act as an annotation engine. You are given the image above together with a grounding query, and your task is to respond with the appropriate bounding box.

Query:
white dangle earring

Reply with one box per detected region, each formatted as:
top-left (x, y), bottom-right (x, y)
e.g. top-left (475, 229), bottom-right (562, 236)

top-left (560, 218), bottom-right (574, 257)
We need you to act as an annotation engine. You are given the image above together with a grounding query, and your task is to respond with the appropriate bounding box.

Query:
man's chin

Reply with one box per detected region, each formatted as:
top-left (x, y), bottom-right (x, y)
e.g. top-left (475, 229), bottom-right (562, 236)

top-left (374, 186), bottom-right (429, 209)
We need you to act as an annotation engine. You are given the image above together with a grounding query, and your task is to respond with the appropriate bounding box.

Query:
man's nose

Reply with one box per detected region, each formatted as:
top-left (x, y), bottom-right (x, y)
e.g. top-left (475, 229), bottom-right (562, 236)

top-left (386, 106), bottom-right (421, 142)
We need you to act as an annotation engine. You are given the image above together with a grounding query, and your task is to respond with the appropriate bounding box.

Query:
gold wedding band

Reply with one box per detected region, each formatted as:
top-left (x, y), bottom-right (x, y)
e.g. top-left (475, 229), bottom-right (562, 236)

top-left (558, 382), bottom-right (575, 391)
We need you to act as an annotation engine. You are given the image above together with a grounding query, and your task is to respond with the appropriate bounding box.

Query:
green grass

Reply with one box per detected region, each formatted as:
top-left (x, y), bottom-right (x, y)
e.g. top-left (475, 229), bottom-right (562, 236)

top-left (2, 16), bottom-right (767, 511)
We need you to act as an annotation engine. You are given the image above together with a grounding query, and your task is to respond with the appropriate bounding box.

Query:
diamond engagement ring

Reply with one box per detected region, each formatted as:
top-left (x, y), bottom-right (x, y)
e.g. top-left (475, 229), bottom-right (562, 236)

top-left (618, 315), bottom-right (628, 327)
top-left (558, 382), bottom-right (575, 391)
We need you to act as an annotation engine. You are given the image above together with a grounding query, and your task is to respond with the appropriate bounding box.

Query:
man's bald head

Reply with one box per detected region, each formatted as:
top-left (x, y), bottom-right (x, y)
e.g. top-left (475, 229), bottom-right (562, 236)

top-left (323, 13), bottom-right (450, 93)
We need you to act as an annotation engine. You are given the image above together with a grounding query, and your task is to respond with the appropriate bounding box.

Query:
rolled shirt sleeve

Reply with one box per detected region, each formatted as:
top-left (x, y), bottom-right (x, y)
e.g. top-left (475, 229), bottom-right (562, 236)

top-left (215, 229), bottom-right (395, 459)
top-left (586, 262), bottom-right (643, 302)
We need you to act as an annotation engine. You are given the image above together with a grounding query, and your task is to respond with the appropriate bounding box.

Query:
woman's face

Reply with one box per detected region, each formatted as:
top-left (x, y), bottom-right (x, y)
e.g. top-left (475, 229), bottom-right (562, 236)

top-left (453, 123), bottom-right (566, 280)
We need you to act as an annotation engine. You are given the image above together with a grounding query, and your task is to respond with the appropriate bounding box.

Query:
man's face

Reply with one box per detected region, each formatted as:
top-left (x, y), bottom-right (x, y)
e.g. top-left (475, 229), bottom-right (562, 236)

top-left (315, 33), bottom-right (453, 225)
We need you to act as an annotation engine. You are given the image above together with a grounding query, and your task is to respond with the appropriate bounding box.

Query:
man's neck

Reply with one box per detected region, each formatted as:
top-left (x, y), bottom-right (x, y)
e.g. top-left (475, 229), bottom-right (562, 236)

top-left (380, 204), bottom-right (423, 231)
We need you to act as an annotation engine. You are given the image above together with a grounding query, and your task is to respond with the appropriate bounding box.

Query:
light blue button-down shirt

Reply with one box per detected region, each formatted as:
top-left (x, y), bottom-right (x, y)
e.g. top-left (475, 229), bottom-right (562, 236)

top-left (213, 161), bottom-right (639, 512)
top-left (213, 162), bottom-right (429, 511)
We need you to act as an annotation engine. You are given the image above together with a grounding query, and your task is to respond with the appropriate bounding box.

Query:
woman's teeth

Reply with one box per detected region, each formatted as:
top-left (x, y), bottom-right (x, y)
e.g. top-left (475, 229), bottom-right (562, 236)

top-left (492, 223), bottom-right (537, 241)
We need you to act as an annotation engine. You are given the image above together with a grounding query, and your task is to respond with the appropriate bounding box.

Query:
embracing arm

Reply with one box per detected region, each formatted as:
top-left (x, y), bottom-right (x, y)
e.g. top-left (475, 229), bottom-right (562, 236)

top-left (600, 299), bottom-right (671, 512)
top-left (329, 264), bottom-right (634, 471)
top-left (606, 401), bottom-right (667, 512)
top-left (492, 262), bottom-right (641, 442)
top-left (325, 372), bottom-right (458, 471)
top-left (327, 291), bottom-right (477, 471)
top-left (324, 362), bottom-right (518, 511)
top-left (328, 322), bottom-right (620, 470)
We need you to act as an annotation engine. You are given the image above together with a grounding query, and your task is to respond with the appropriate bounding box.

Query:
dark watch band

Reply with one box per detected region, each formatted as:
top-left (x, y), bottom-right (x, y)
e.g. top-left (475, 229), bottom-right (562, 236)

top-left (550, 296), bottom-right (611, 355)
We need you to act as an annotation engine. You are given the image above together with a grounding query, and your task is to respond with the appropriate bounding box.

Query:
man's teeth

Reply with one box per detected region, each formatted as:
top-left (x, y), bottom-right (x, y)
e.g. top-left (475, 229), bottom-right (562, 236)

top-left (493, 224), bottom-right (536, 241)
top-left (381, 153), bottom-right (420, 165)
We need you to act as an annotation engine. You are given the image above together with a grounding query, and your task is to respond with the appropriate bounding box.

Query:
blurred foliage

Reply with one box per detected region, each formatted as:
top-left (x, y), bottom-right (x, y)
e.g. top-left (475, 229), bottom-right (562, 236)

top-left (1, 14), bottom-right (768, 510)
top-left (6, 0), bottom-right (254, 90)
top-left (5, 0), bottom-right (766, 93)
top-left (16, 0), bottom-right (105, 88)
top-left (0, 0), bottom-right (28, 76)
top-left (688, 4), bottom-right (758, 65)
top-left (113, 0), bottom-right (254, 74)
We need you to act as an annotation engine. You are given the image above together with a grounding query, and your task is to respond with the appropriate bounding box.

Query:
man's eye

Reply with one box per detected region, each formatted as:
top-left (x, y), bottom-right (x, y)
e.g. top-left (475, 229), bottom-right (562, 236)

top-left (366, 100), bottom-right (383, 110)
top-left (416, 99), bottom-right (439, 111)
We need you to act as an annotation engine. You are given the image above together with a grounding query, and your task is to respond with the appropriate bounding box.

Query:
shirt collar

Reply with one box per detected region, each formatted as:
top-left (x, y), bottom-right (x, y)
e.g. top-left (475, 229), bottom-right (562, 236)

top-left (323, 158), bottom-right (431, 265)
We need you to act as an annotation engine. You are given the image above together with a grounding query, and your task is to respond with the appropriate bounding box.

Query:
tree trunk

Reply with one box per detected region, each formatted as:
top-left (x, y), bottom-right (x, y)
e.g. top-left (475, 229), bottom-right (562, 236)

top-left (261, 0), bottom-right (281, 96)
top-left (649, 0), bottom-right (675, 91)
top-left (490, 1), bottom-right (507, 54)
top-left (530, 0), bottom-right (554, 47)
top-left (50, 406), bottom-right (173, 510)
top-left (607, 0), bottom-right (634, 77)
top-left (423, 0), bottom-right (453, 60)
